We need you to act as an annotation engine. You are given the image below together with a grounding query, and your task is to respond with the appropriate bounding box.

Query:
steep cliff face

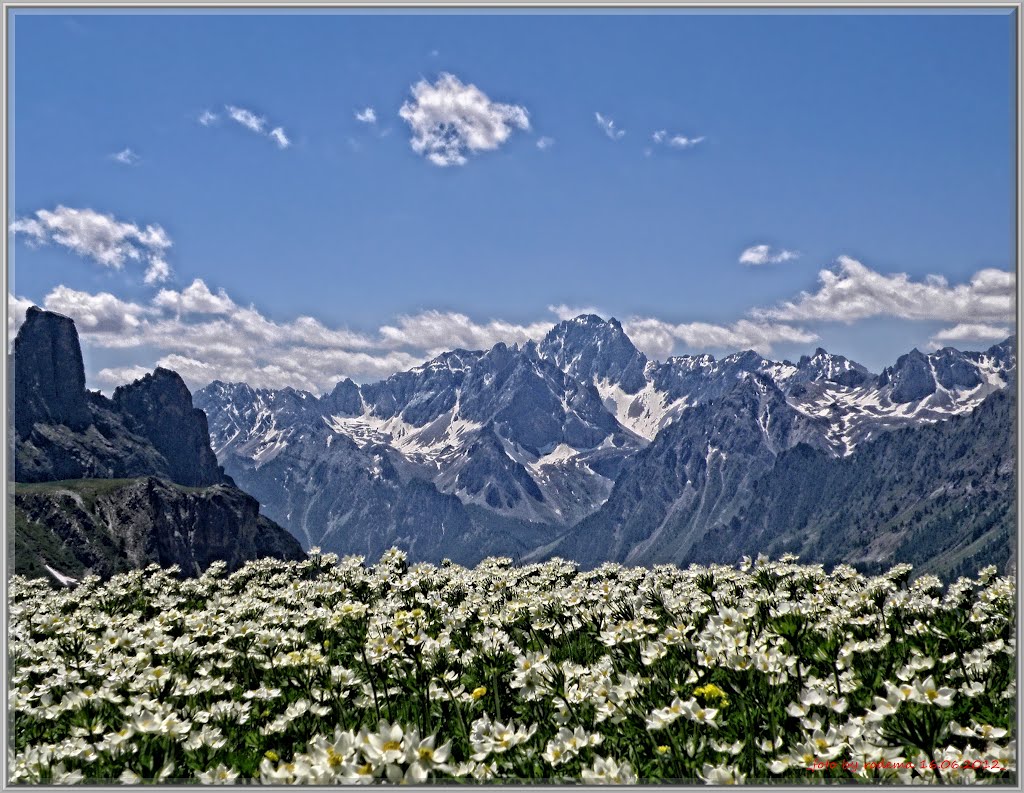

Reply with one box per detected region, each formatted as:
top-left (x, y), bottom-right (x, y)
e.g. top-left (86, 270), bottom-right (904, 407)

top-left (14, 307), bottom-right (91, 436)
top-left (14, 478), bottom-right (306, 580)
top-left (11, 307), bottom-right (304, 582)
top-left (112, 368), bottom-right (223, 487)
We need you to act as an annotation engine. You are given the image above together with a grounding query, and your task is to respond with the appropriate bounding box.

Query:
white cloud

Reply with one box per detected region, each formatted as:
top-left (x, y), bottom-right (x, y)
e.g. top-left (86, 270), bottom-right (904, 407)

top-left (219, 105), bottom-right (291, 149)
top-left (378, 310), bottom-right (552, 356)
top-left (111, 148), bottom-right (140, 165)
top-left (399, 73), bottom-right (530, 167)
top-left (8, 293), bottom-right (34, 340)
top-left (622, 317), bottom-right (817, 360)
top-left (355, 107), bottom-right (377, 124)
top-left (268, 127), bottom-right (290, 149)
top-left (595, 112), bottom-right (625, 141)
top-left (24, 258), bottom-right (1014, 395)
top-left (11, 206), bottom-right (173, 283)
top-left (740, 244), bottom-right (800, 266)
top-left (929, 323), bottom-right (1012, 348)
top-left (95, 365), bottom-right (152, 387)
top-left (225, 105), bottom-right (265, 133)
top-left (13, 278), bottom-right (820, 392)
top-left (153, 279), bottom-right (236, 315)
top-left (753, 256), bottom-right (1015, 324)
top-left (667, 135), bottom-right (704, 149)
top-left (42, 286), bottom-right (150, 334)
top-left (652, 130), bottom-right (704, 149)
top-left (32, 281), bottom-right (565, 392)
top-left (198, 110), bottom-right (219, 126)
top-left (144, 258), bottom-right (171, 285)
top-left (536, 136), bottom-right (555, 151)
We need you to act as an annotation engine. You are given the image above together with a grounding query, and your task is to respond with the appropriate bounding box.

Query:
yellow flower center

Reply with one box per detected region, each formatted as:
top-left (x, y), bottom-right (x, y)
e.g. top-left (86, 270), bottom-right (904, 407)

top-left (418, 748), bottom-right (434, 762)
top-left (383, 740), bottom-right (402, 752)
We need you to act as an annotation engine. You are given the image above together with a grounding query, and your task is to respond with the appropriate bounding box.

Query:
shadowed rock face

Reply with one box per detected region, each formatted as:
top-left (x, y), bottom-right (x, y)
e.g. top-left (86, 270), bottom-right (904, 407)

top-left (14, 307), bottom-right (91, 437)
top-left (15, 478), bottom-right (305, 579)
top-left (113, 368), bottom-right (223, 487)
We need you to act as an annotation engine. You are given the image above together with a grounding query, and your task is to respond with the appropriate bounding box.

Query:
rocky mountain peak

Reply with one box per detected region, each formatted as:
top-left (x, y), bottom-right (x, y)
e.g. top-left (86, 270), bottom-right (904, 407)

top-left (14, 307), bottom-right (91, 436)
top-left (540, 314), bottom-right (648, 393)
top-left (879, 348), bottom-right (935, 403)
top-left (794, 347), bottom-right (874, 388)
top-left (112, 367), bottom-right (224, 487)
top-left (323, 378), bottom-right (361, 416)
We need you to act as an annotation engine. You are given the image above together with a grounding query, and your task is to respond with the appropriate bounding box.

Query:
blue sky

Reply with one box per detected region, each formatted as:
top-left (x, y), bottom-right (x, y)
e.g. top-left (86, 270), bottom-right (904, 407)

top-left (9, 9), bottom-right (1017, 392)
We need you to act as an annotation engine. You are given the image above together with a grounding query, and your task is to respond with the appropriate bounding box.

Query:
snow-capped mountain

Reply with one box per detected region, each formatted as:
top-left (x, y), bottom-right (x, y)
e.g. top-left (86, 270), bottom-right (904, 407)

top-left (537, 316), bottom-right (1013, 454)
top-left (194, 316), bottom-right (1015, 567)
top-left (782, 338), bottom-right (1014, 453)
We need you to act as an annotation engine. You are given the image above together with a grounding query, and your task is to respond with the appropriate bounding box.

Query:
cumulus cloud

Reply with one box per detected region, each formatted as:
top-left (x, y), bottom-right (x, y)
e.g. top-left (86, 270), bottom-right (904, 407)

top-left (111, 148), bottom-right (140, 165)
top-left (355, 107), bottom-right (377, 124)
top-left (622, 317), bottom-right (817, 360)
top-left (22, 258), bottom-right (1014, 394)
top-left (37, 280), bottom-right (555, 391)
top-left (378, 310), bottom-right (553, 357)
top-left (536, 136), bottom-right (555, 151)
top-left (219, 105), bottom-right (291, 149)
top-left (32, 274), bottom-right (826, 392)
top-left (595, 112), bottom-right (625, 141)
top-left (153, 279), bottom-right (236, 315)
top-left (740, 244), bottom-right (800, 266)
top-left (929, 323), bottom-right (1012, 348)
top-left (8, 293), bottom-right (34, 339)
top-left (42, 286), bottom-right (151, 334)
top-left (753, 256), bottom-right (1015, 324)
top-left (11, 206), bottom-right (173, 283)
top-left (399, 73), bottom-right (530, 166)
top-left (652, 130), bottom-right (704, 149)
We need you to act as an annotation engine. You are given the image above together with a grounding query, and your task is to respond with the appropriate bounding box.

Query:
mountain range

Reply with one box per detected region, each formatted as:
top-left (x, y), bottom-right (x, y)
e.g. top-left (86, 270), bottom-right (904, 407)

top-left (193, 315), bottom-right (1016, 577)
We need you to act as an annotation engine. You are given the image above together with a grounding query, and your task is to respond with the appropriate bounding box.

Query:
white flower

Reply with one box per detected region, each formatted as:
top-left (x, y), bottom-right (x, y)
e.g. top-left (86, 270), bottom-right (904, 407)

top-left (197, 764), bottom-right (239, 784)
top-left (912, 676), bottom-right (955, 707)
top-left (581, 756), bottom-right (637, 784)
top-left (698, 763), bottom-right (746, 784)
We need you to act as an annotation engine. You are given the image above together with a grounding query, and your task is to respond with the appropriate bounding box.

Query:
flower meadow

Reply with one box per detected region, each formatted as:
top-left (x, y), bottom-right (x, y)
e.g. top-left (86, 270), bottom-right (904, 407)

top-left (9, 549), bottom-right (1017, 784)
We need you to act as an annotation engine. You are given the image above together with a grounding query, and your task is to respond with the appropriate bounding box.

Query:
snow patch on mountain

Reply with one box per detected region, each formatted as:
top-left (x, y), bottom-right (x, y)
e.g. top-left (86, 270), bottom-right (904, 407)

top-left (595, 379), bottom-right (689, 441)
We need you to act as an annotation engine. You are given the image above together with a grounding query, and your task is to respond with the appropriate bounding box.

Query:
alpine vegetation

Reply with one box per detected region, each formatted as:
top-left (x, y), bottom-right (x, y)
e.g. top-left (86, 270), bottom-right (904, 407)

top-left (9, 551), bottom-right (1014, 784)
